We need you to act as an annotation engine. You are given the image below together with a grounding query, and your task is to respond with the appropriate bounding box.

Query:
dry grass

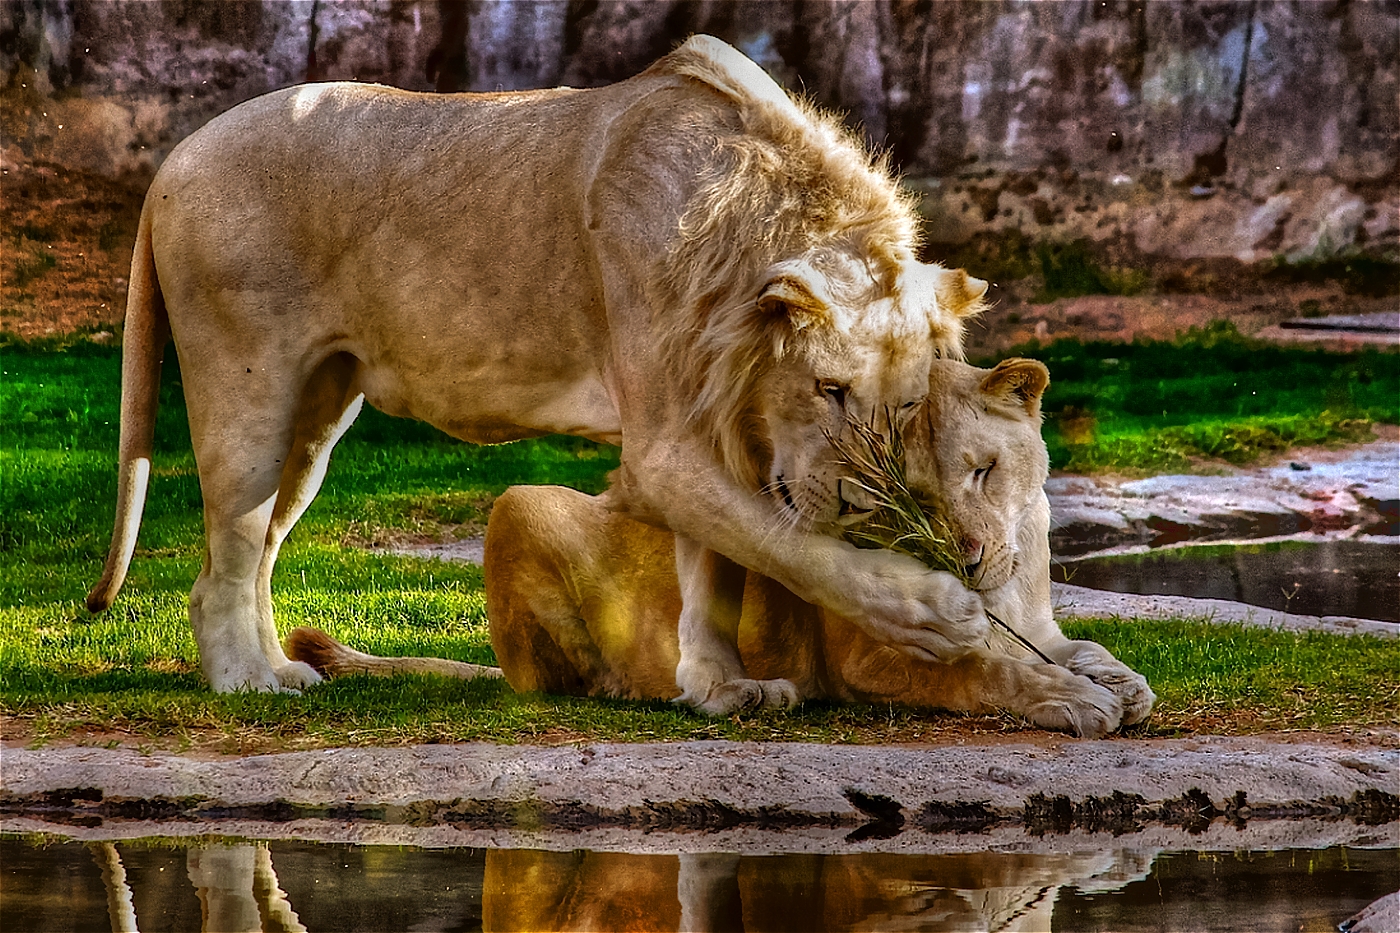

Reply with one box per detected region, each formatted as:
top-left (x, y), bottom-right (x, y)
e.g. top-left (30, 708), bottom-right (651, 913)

top-left (828, 414), bottom-right (968, 580)
top-left (830, 414), bottom-right (1058, 663)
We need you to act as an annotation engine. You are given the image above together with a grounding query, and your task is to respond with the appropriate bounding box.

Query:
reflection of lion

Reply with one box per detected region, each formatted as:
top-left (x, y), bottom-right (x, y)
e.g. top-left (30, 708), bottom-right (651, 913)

top-left (482, 848), bottom-right (1155, 933)
top-left (289, 359), bottom-right (1155, 737)
top-left (87, 36), bottom-right (987, 698)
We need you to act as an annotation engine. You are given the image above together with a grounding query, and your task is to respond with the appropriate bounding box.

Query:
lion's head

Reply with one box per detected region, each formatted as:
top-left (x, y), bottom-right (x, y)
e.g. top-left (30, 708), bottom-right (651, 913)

top-left (903, 357), bottom-right (1051, 592)
top-left (657, 39), bottom-right (987, 523)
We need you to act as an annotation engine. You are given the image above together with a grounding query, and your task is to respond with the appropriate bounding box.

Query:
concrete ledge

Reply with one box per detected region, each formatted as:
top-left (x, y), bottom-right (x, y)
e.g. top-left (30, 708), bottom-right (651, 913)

top-left (3, 739), bottom-right (1395, 854)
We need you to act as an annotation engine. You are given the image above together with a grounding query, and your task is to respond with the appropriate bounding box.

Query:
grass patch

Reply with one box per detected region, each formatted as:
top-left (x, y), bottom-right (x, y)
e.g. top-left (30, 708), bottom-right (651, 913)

top-left (1033, 240), bottom-right (1151, 302)
top-left (9, 244), bottom-right (57, 289)
top-left (2, 339), bottom-right (1397, 748)
top-left (1063, 619), bottom-right (1400, 734)
top-left (997, 322), bottom-right (1400, 472)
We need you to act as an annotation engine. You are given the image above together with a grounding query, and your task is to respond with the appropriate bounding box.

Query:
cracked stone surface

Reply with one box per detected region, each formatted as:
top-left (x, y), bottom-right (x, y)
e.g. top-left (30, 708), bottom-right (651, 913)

top-left (3, 738), bottom-right (1396, 854)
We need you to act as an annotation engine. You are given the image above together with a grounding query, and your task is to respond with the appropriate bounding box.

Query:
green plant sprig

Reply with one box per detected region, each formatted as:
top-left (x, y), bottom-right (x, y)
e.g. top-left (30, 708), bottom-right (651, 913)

top-left (828, 413), bottom-right (1058, 665)
top-left (826, 414), bottom-right (969, 581)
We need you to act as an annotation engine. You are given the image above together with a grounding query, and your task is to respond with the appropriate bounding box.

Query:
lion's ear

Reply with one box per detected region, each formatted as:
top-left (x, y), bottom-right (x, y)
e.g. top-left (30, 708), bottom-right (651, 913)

top-left (980, 358), bottom-right (1049, 417)
top-left (758, 270), bottom-right (830, 331)
top-left (931, 266), bottom-right (990, 319)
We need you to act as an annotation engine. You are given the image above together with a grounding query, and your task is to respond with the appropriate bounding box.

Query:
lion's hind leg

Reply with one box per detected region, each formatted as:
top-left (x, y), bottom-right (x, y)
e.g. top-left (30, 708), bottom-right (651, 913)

top-left (485, 487), bottom-right (618, 697)
top-left (185, 413), bottom-right (295, 693)
top-left (185, 350), bottom-right (359, 693)
top-left (256, 353), bottom-right (368, 691)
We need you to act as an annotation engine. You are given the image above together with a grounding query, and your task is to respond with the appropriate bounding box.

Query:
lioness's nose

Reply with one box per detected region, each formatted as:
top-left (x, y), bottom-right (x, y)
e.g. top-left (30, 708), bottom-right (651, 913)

top-left (963, 540), bottom-right (985, 576)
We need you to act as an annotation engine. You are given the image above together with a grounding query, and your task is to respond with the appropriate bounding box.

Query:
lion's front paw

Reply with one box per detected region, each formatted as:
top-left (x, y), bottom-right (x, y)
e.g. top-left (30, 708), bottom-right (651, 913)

top-left (1019, 667), bottom-right (1124, 739)
top-left (679, 678), bottom-right (801, 717)
top-left (1062, 645), bottom-right (1156, 726)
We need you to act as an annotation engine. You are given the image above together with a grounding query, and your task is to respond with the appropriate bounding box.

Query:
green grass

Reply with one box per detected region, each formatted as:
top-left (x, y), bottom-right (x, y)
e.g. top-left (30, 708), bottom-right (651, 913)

top-left (2, 338), bottom-right (1397, 749)
top-left (995, 323), bottom-right (1400, 472)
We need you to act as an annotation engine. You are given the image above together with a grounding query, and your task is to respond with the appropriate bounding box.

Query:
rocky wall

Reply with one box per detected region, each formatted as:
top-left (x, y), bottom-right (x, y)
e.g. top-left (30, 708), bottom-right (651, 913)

top-left (1, 0), bottom-right (1396, 262)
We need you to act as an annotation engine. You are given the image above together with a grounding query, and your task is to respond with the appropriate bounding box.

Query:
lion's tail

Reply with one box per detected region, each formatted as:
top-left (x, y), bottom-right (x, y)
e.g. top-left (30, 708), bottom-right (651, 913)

top-left (285, 627), bottom-right (505, 681)
top-left (86, 206), bottom-right (170, 614)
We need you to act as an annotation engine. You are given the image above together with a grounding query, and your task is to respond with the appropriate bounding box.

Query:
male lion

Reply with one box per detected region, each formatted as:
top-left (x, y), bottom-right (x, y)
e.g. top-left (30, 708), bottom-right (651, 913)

top-left (87, 36), bottom-right (990, 702)
top-left (288, 359), bottom-right (1156, 737)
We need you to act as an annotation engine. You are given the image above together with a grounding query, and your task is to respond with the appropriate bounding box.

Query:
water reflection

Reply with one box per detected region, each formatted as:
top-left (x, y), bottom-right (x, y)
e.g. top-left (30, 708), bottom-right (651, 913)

top-left (2, 836), bottom-right (1395, 932)
top-left (1055, 540), bottom-right (1400, 622)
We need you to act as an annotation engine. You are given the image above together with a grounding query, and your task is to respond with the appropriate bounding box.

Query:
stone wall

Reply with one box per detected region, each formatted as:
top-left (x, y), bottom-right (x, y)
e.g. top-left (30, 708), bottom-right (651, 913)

top-left (2, 0), bottom-right (1396, 262)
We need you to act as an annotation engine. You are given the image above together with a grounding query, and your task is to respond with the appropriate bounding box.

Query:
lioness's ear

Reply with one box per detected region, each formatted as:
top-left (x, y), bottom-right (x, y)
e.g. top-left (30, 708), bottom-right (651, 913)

top-left (757, 270), bottom-right (830, 331)
top-left (980, 358), bottom-right (1050, 417)
top-left (931, 266), bottom-right (990, 319)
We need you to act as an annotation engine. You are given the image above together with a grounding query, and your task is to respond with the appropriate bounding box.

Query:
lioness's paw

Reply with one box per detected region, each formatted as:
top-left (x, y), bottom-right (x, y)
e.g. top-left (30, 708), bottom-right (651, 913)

top-left (275, 659), bottom-right (323, 692)
top-left (683, 678), bottom-right (800, 717)
top-left (1062, 647), bottom-right (1156, 726)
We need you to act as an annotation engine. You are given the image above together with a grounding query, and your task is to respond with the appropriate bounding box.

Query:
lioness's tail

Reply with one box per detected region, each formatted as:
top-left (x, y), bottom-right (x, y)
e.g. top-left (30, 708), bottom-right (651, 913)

top-left (86, 207), bottom-right (170, 613)
top-left (285, 627), bottom-right (505, 681)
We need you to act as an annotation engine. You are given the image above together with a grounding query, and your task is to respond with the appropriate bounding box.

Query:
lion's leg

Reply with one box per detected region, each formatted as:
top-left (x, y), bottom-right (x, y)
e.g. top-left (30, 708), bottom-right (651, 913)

top-left (187, 403), bottom-right (292, 693)
top-left (184, 350), bottom-right (345, 693)
top-left (673, 538), bottom-right (799, 715)
top-left (485, 489), bottom-right (602, 697)
top-left (842, 645), bottom-right (1126, 739)
top-left (255, 354), bottom-right (364, 690)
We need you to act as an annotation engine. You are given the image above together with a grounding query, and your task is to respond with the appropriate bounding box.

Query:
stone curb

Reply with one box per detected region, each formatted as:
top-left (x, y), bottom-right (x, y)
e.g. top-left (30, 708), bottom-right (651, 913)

top-left (4, 739), bottom-right (1395, 853)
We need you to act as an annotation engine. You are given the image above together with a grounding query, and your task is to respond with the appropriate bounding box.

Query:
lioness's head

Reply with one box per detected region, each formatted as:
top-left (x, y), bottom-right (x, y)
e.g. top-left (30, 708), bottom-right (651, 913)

top-left (903, 357), bottom-right (1051, 591)
top-left (750, 254), bottom-right (989, 526)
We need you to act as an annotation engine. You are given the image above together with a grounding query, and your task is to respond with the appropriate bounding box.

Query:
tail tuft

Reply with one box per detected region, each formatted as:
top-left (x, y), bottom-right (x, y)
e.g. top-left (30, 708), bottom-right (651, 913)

top-left (285, 626), bottom-right (346, 676)
top-left (86, 587), bottom-right (113, 614)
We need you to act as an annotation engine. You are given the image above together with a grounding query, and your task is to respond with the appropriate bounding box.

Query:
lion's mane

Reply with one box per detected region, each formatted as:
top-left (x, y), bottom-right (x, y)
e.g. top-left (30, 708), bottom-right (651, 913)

top-left (653, 40), bottom-right (932, 489)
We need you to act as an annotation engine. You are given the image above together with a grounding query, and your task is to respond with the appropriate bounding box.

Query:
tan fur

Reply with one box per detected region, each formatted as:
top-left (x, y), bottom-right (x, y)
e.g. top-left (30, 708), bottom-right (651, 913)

top-left (290, 360), bottom-right (1155, 738)
top-left (284, 626), bottom-right (502, 681)
top-left (86, 37), bottom-right (988, 695)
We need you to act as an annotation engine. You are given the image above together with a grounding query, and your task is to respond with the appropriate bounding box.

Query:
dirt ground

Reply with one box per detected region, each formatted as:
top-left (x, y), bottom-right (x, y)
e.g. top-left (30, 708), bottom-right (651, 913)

top-left (4, 157), bottom-right (1396, 347)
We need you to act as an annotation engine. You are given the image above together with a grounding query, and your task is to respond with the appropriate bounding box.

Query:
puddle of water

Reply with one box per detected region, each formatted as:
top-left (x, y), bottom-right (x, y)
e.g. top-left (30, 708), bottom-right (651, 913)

top-left (2, 835), bottom-right (1395, 932)
top-left (1055, 540), bottom-right (1400, 623)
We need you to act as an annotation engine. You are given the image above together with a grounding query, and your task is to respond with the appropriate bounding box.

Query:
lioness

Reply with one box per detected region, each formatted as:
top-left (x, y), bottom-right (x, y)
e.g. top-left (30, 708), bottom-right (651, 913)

top-left (289, 359), bottom-right (1155, 737)
top-left (87, 36), bottom-right (989, 702)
